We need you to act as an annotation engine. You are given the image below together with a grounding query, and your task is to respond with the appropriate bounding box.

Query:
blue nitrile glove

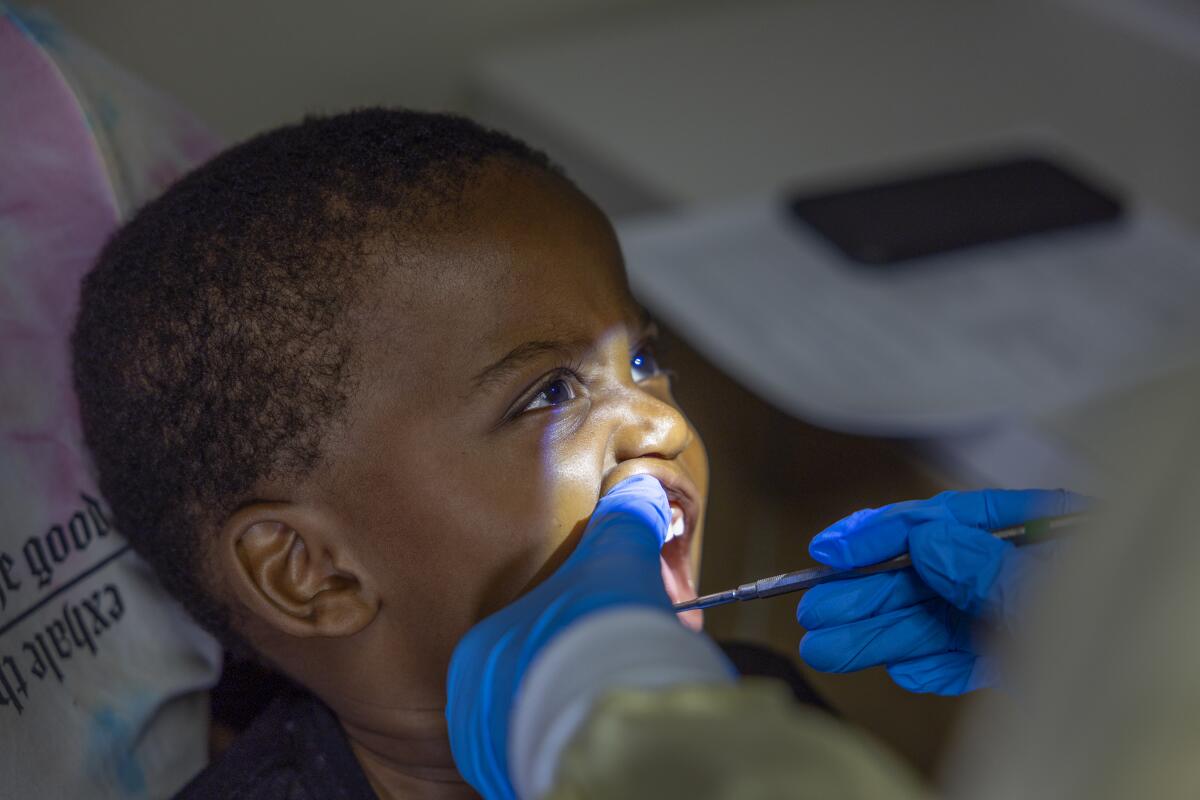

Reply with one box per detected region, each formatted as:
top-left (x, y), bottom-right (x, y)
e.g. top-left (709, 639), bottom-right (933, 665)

top-left (797, 489), bottom-right (1088, 696)
top-left (445, 474), bottom-right (675, 800)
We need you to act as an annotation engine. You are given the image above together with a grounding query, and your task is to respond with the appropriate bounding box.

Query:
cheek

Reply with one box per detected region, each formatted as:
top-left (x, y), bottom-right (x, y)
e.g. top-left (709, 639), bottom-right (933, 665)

top-left (504, 427), bottom-right (607, 591)
top-left (683, 426), bottom-right (709, 496)
top-left (433, 426), bottom-right (608, 618)
top-left (680, 427), bottom-right (710, 574)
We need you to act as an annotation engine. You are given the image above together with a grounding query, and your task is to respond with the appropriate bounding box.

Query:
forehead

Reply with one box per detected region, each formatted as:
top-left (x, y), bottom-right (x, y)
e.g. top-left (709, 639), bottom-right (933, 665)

top-left (360, 165), bottom-right (638, 394)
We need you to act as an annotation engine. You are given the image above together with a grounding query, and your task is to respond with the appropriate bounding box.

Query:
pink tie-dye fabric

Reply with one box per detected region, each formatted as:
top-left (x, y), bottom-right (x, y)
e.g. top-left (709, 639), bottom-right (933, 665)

top-left (0, 17), bottom-right (117, 515)
top-left (1, 7), bottom-right (222, 797)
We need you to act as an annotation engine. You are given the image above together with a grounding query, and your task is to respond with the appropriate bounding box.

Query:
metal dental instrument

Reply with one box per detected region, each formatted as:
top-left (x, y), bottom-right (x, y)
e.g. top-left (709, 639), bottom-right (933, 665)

top-left (672, 513), bottom-right (1088, 613)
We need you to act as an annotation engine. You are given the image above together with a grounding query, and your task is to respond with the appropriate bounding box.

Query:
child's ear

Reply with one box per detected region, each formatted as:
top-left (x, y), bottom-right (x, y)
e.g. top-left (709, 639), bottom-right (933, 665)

top-left (219, 504), bottom-right (379, 639)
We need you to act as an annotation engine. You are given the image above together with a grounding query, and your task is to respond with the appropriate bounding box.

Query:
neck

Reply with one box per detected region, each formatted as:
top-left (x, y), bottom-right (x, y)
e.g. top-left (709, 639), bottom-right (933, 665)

top-left (261, 614), bottom-right (481, 797)
top-left (341, 705), bottom-right (478, 800)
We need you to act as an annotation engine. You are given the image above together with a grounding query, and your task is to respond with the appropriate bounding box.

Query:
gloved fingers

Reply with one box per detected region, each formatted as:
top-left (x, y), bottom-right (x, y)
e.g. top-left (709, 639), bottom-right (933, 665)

top-left (886, 652), bottom-right (979, 696)
top-left (808, 489), bottom-right (1089, 570)
top-left (799, 599), bottom-right (973, 674)
top-left (941, 488), bottom-right (1091, 531)
top-left (506, 474), bottom-right (670, 615)
top-left (908, 520), bottom-right (1012, 615)
top-left (796, 568), bottom-right (937, 629)
top-left (807, 499), bottom-right (939, 569)
top-left (577, 474), bottom-right (671, 559)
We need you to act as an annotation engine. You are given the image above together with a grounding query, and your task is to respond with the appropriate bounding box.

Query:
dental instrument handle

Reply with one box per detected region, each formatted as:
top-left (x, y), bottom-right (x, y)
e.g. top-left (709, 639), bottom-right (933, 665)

top-left (672, 513), bottom-right (1087, 613)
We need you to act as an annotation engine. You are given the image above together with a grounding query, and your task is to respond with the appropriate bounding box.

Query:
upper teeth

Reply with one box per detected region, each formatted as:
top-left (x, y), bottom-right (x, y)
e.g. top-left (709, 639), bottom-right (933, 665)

top-left (665, 505), bottom-right (685, 543)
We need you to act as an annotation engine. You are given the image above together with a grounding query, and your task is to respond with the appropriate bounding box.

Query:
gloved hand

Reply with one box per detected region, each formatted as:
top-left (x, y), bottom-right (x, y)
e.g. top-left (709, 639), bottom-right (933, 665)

top-left (445, 474), bottom-right (675, 800)
top-left (797, 489), bottom-right (1088, 696)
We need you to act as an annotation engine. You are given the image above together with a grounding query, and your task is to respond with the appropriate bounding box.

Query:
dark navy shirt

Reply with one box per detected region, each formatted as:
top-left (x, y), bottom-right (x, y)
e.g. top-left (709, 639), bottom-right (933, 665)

top-left (177, 689), bottom-right (378, 800)
top-left (176, 642), bottom-right (829, 799)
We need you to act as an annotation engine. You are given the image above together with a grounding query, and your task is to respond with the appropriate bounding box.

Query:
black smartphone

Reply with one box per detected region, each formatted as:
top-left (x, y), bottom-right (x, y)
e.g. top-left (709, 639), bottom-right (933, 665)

top-left (787, 155), bottom-right (1124, 265)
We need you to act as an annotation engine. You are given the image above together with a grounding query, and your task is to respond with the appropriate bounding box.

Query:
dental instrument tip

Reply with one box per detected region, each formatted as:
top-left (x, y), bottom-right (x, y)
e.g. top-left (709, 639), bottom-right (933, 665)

top-left (673, 589), bottom-right (738, 613)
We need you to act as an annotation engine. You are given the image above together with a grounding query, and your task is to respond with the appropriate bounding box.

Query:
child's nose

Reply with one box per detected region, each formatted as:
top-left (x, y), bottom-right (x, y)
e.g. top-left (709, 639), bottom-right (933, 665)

top-left (610, 389), bottom-right (691, 463)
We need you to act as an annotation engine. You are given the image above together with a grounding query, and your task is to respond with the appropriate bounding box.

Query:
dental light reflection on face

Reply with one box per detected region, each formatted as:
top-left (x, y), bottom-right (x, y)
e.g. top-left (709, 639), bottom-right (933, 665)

top-left (316, 163), bottom-right (709, 702)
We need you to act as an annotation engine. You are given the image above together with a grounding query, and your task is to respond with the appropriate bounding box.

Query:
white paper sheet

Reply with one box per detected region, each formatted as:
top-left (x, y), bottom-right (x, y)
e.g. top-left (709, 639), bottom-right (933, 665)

top-left (618, 198), bottom-right (1200, 435)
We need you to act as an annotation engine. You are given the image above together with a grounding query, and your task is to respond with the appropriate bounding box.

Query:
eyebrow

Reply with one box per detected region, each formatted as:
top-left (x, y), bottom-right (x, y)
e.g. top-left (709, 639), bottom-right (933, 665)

top-left (471, 336), bottom-right (593, 392)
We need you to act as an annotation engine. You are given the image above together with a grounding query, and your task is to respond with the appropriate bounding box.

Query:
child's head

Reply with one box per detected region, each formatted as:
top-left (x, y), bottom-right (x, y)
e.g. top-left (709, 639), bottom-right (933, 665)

top-left (72, 109), bottom-right (707, 725)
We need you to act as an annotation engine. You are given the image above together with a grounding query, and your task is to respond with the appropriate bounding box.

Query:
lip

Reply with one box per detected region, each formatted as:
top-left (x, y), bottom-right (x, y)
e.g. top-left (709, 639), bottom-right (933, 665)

top-left (600, 459), bottom-right (701, 547)
top-left (601, 460), bottom-right (702, 629)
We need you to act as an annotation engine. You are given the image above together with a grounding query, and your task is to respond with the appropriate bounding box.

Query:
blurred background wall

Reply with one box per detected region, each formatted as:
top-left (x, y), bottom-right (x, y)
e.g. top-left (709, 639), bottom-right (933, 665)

top-left (27, 0), bottom-right (736, 141)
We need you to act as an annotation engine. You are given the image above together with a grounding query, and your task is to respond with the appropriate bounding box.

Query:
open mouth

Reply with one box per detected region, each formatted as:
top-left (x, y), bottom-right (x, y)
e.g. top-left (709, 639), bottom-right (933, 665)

top-left (597, 465), bottom-right (704, 630)
top-left (661, 492), bottom-right (702, 631)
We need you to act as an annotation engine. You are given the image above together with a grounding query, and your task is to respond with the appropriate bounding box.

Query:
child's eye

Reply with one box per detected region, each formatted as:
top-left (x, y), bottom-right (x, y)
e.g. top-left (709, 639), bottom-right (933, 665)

top-left (523, 377), bottom-right (577, 412)
top-left (630, 345), bottom-right (662, 382)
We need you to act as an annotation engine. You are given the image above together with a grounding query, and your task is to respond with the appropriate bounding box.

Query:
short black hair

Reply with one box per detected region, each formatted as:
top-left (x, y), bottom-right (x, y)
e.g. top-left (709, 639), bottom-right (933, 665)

top-left (71, 108), bottom-right (558, 649)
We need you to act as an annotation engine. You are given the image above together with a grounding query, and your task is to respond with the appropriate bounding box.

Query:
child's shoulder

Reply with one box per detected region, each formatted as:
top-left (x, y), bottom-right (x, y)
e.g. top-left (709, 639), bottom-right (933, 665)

top-left (175, 688), bottom-right (377, 800)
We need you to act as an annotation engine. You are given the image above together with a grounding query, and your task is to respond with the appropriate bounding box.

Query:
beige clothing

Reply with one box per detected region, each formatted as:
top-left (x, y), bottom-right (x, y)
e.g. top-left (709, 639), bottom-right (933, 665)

top-left (552, 680), bottom-right (927, 800)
